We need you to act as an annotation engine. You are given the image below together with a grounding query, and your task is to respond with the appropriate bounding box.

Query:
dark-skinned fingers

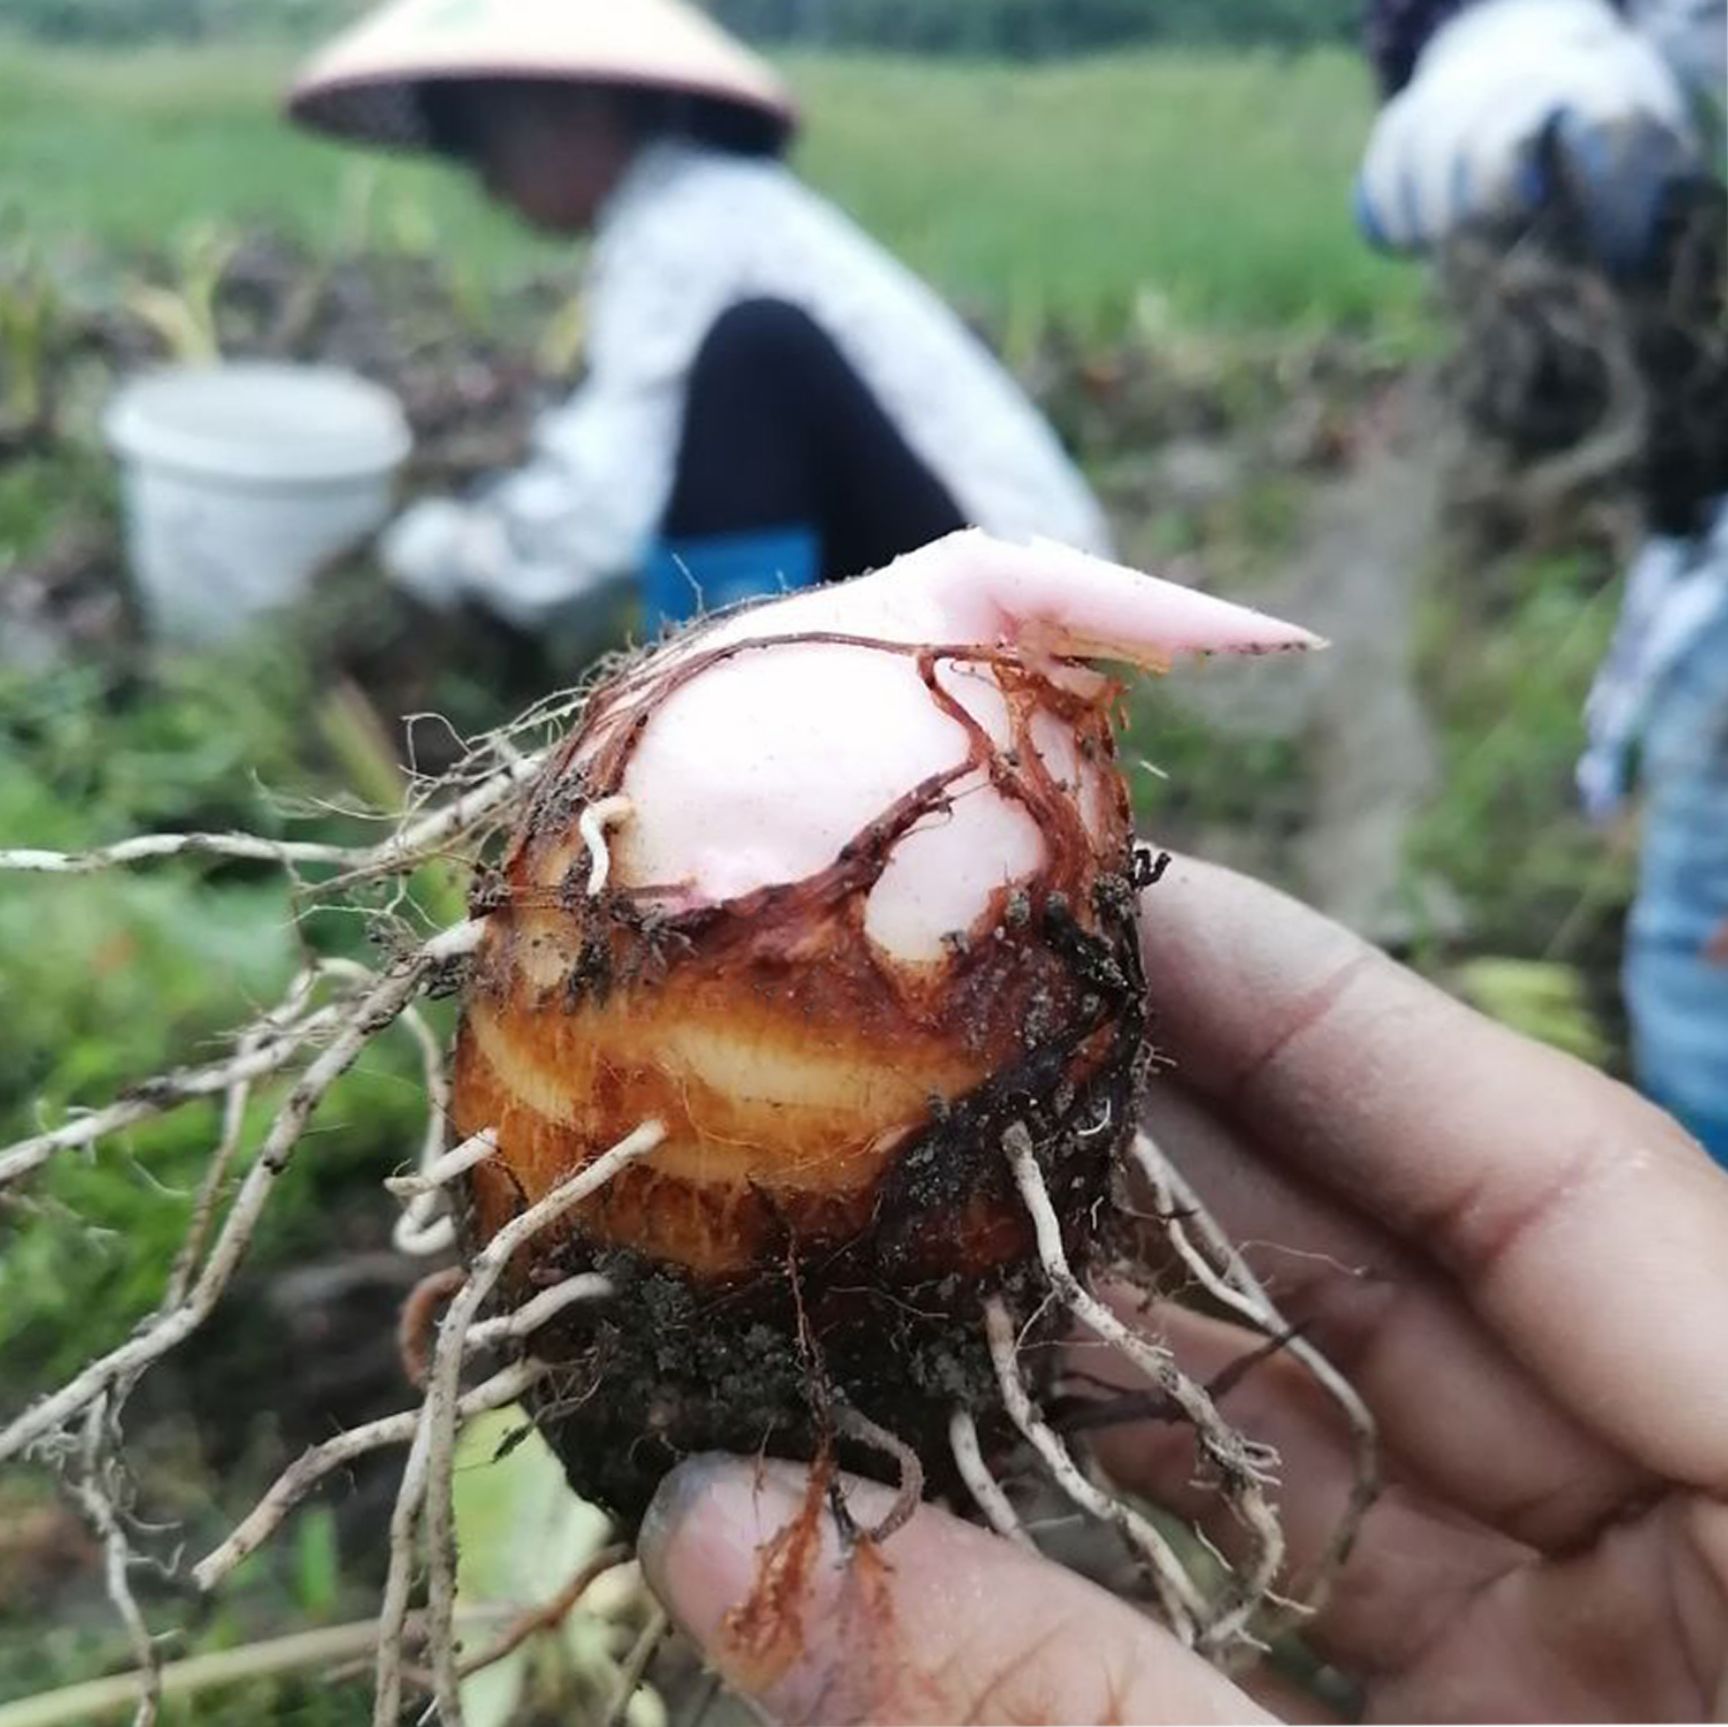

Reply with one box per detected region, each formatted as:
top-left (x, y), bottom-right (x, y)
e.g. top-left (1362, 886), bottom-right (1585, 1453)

top-left (1135, 1083), bottom-right (1649, 1549)
top-left (1368, 1493), bottom-right (1728, 1722)
top-left (1084, 1317), bottom-right (1727, 1727)
top-left (1138, 857), bottom-right (1728, 1491)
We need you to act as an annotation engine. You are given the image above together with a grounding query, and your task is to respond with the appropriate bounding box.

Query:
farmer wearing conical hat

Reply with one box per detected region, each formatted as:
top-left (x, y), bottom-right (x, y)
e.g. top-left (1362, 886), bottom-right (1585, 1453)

top-left (288, 0), bottom-right (1109, 634)
top-left (1353, 0), bottom-right (1728, 1163)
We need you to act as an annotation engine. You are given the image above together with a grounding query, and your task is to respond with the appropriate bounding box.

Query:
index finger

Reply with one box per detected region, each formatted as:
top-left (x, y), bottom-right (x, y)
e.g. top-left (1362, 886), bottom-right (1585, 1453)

top-left (1138, 857), bottom-right (1728, 1491)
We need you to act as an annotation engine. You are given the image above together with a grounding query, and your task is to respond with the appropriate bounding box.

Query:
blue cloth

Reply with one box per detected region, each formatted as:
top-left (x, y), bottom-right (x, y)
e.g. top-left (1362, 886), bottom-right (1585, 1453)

top-left (1580, 500), bottom-right (1728, 820)
top-left (642, 525), bottom-right (820, 634)
top-left (1625, 941), bottom-right (1728, 1164)
top-left (1584, 497), bottom-right (1728, 1166)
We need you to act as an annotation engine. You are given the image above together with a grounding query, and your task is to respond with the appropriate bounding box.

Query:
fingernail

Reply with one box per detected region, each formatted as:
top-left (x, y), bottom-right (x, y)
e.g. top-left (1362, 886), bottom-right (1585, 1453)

top-left (643, 1456), bottom-right (852, 1718)
top-left (638, 1451), bottom-right (738, 1592)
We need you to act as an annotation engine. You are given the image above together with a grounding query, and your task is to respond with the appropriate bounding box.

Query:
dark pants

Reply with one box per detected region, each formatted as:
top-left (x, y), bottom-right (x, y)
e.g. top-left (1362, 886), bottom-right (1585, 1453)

top-left (661, 298), bottom-right (966, 585)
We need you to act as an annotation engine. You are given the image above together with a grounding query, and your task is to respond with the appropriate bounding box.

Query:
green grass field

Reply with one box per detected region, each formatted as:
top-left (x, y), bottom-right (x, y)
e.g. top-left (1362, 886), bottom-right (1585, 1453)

top-left (0, 39), bottom-right (1418, 332)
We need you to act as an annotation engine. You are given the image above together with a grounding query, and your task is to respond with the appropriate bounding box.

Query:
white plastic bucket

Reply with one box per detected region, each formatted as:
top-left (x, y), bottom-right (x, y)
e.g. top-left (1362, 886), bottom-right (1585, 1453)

top-left (106, 362), bottom-right (412, 645)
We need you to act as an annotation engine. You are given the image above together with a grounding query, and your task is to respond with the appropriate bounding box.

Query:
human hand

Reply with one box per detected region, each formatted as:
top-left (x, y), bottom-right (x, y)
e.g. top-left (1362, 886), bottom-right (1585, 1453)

top-left (1357, 0), bottom-right (1705, 271)
top-left (637, 858), bottom-right (1728, 1723)
top-left (378, 496), bottom-right (508, 613)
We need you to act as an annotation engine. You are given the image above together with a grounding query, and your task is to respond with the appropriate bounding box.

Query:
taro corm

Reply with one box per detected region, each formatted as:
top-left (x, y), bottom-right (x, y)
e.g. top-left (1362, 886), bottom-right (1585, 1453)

top-left (447, 530), bottom-right (1325, 1653)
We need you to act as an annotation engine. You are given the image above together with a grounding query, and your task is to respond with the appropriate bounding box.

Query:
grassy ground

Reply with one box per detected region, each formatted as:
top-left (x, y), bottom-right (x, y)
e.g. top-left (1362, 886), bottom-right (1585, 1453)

top-left (0, 39), bottom-right (1420, 332)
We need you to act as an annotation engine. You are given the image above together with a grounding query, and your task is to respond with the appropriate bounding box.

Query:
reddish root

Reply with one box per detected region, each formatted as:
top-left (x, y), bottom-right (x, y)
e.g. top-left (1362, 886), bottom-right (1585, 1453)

top-left (720, 1447), bottom-right (836, 1693)
top-left (832, 1402), bottom-right (924, 1544)
top-left (396, 1266), bottom-right (465, 1390)
top-left (718, 1452), bottom-right (911, 1727)
top-left (806, 1531), bottom-right (902, 1726)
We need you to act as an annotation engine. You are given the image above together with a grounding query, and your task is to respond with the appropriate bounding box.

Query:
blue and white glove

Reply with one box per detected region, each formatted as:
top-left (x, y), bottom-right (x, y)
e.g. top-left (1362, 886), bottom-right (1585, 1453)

top-left (1356, 0), bottom-right (1710, 270)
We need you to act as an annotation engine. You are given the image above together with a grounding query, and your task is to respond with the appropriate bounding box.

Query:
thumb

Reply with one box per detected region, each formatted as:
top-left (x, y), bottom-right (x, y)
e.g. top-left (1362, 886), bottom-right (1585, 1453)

top-left (637, 1454), bottom-right (1272, 1726)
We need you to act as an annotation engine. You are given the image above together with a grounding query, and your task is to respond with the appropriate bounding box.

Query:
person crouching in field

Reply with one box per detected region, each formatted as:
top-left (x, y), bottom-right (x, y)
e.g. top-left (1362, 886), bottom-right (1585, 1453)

top-left (1354, 0), bottom-right (1728, 1161)
top-left (287, 0), bottom-right (1109, 635)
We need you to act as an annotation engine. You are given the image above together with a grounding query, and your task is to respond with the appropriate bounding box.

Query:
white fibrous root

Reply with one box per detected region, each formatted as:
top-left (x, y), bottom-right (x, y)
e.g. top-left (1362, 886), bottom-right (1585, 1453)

top-left (0, 684), bottom-right (613, 1718)
top-left (946, 1407), bottom-right (1031, 1549)
top-left (984, 1294), bottom-right (1207, 1642)
top-left (0, 531), bottom-right (1367, 1714)
top-left (70, 1397), bottom-right (162, 1727)
top-left (192, 1356), bottom-right (552, 1594)
top-left (383, 1120), bottom-right (665, 1727)
top-left (1123, 1128), bottom-right (1380, 1623)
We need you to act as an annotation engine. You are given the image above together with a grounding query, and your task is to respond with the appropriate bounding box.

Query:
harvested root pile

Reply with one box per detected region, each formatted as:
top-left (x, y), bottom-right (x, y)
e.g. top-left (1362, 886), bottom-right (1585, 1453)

top-left (1436, 184), bottom-right (1728, 548)
top-left (0, 531), bottom-right (1378, 1723)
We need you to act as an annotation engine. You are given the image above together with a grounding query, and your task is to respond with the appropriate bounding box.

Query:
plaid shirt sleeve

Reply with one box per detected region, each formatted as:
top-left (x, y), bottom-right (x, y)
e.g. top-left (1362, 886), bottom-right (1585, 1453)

top-left (1579, 498), bottom-right (1728, 821)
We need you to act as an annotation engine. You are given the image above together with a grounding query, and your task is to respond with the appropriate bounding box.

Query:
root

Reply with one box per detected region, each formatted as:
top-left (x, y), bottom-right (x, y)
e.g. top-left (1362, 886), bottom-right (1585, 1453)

top-left (832, 1403), bottom-right (923, 1544)
top-left (578, 794), bottom-right (635, 897)
top-left (373, 1119), bottom-right (665, 1727)
top-left (464, 1270), bottom-right (615, 1358)
top-left (385, 1129), bottom-right (499, 1200)
top-left (68, 1398), bottom-right (160, 1727)
top-left (398, 1268), bottom-right (468, 1390)
top-left (334, 959), bottom-right (458, 1260)
top-left (392, 1204), bottom-right (461, 1261)
top-left (0, 923), bottom-right (482, 1470)
top-left (160, 967), bottom-right (322, 1310)
top-left (1003, 1123), bottom-right (1285, 1656)
top-left (385, 1126), bottom-right (497, 1259)
top-left (983, 1295), bottom-right (1204, 1645)
top-left (455, 1543), bottom-right (630, 1682)
top-left (0, 831), bottom-right (368, 875)
top-left (601, 1603), bottom-right (670, 1727)
top-left (192, 1358), bottom-right (551, 1593)
top-left (947, 1407), bottom-right (1032, 1549)
top-left (0, 748), bottom-right (546, 892)
top-left (0, 688), bottom-right (667, 1721)
top-left (0, 995), bottom-right (337, 1191)
top-left (720, 1448), bottom-right (836, 1694)
top-left (1126, 1129), bottom-right (1380, 1620)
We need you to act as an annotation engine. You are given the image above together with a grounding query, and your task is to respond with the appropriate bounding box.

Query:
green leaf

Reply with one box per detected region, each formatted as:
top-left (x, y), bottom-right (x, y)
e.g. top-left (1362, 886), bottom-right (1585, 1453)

top-left (452, 1405), bottom-right (614, 1727)
top-left (294, 1505), bottom-right (341, 1620)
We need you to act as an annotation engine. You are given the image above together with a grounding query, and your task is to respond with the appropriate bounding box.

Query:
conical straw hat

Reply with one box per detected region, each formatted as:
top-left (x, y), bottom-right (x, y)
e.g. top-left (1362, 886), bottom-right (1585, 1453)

top-left (288, 0), bottom-right (796, 152)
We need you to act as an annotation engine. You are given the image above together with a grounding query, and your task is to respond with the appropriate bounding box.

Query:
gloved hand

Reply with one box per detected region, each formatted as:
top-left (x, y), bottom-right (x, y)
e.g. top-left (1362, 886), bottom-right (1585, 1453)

top-left (381, 492), bottom-right (624, 631)
top-left (378, 496), bottom-right (507, 613)
top-left (1356, 0), bottom-right (1707, 270)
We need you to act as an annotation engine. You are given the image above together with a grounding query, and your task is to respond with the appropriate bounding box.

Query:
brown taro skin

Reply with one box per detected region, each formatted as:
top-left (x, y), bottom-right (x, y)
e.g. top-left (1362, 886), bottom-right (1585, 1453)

top-left (447, 642), bottom-right (1150, 1523)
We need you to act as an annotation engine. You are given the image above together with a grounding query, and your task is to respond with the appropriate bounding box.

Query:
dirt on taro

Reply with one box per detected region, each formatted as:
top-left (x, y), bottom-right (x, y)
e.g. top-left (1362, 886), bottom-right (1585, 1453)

top-left (0, 224), bottom-right (1633, 1716)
